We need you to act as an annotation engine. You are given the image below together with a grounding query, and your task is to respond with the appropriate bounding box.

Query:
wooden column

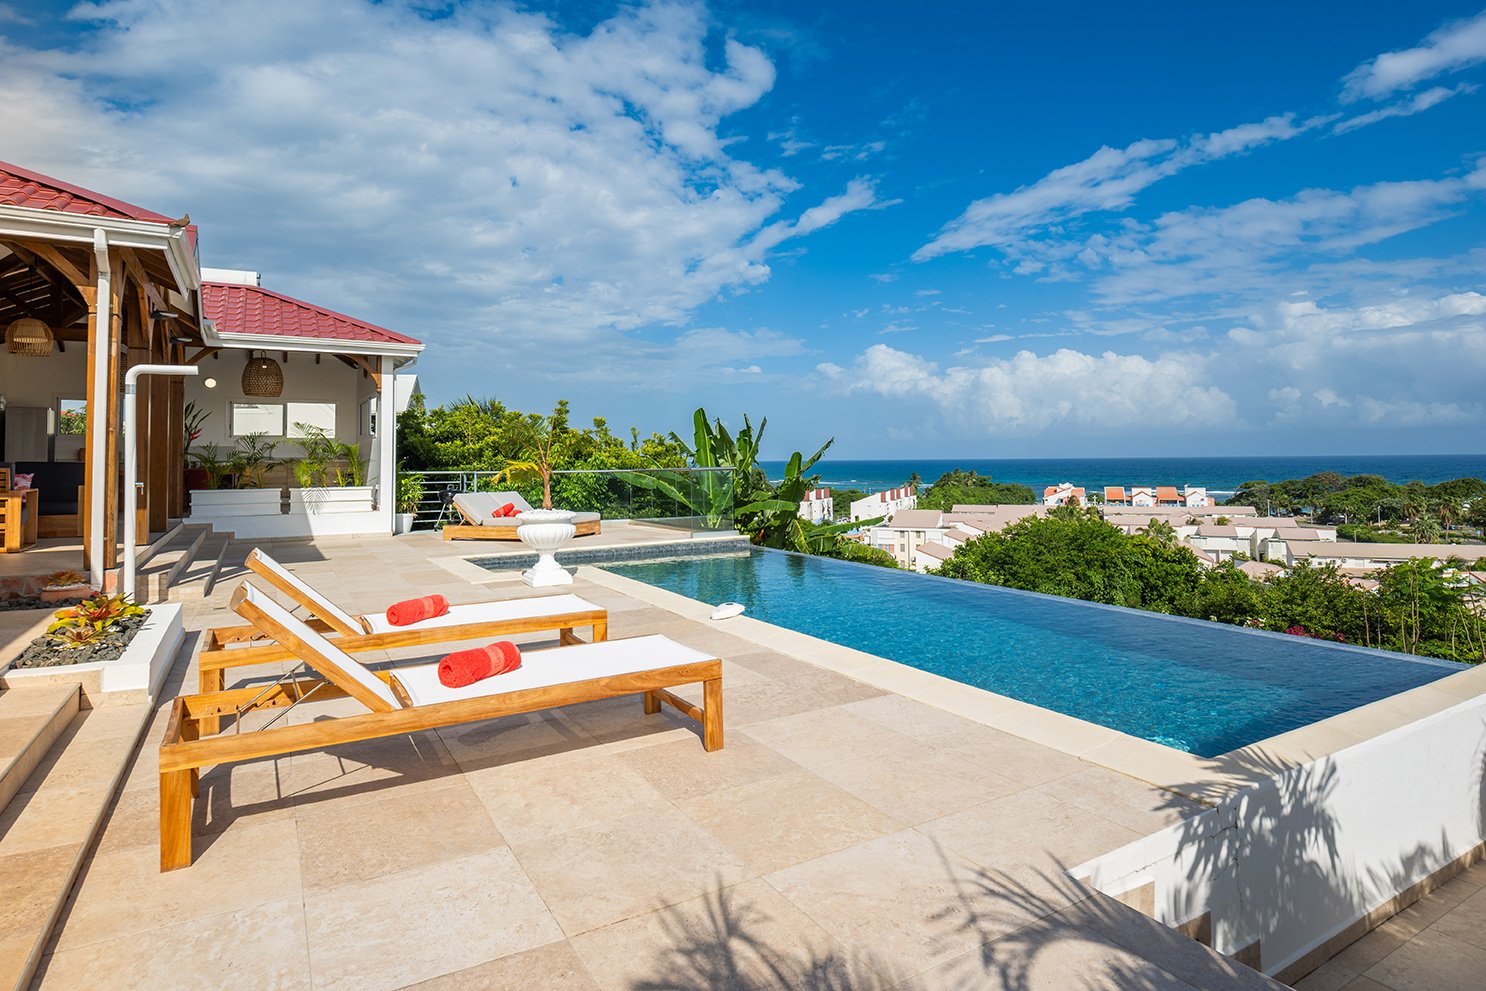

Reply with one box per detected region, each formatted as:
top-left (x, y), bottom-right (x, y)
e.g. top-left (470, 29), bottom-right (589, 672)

top-left (167, 376), bottom-right (185, 519)
top-left (101, 254), bottom-right (124, 570)
top-left (81, 276), bottom-right (100, 573)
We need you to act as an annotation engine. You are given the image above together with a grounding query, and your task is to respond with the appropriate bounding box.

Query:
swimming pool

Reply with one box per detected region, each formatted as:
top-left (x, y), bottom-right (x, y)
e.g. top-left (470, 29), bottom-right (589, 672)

top-left (602, 549), bottom-right (1464, 757)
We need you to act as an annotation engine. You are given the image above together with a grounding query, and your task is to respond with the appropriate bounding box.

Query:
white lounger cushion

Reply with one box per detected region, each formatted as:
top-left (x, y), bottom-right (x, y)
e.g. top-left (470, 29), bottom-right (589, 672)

top-left (392, 634), bottom-right (713, 707)
top-left (360, 593), bottom-right (603, 635)
top-left (249, 549), bottom-right (364, 634)
top-left (238, 583), bottom-right (403, 712)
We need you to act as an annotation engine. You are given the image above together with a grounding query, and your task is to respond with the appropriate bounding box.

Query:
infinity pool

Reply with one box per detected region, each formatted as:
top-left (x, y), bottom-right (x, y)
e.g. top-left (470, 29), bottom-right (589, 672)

top-left (603, 549), bottom-right (1464, 756)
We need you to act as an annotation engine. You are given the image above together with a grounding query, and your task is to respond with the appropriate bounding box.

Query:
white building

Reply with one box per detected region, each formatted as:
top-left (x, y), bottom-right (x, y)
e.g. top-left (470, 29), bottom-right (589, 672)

top-left (849, 485), bottom-right (916, 522)
top-left (1184, 485), bottom-right (1215, 507)
top-left (1042, 482), bottom-right (1086, 507)
top-left (862, 508), bottom-right (948, 568)
top-left (799, 487), bottom-right (834, 525)
top-left (1130, 486), bottom-right (1157, 507)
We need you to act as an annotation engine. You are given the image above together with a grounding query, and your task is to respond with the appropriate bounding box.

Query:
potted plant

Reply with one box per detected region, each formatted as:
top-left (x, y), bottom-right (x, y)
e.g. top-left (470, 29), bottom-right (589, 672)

top-left (188, 435), bottom-right (285, 520)
top-left (494, 411), bottom-right (574, 510)
top-left (231, 432), bottom-right (285, 490)
top-left (395, 472), bottom-right (424, 534)
top-left (289, 424), bottom-right (375, 515)
top-left (182, 402), bottom-right (211, 494)
top-left (39, 569), bottom-right (90, 604)
top-left (187, 443), bottom-right (236, 490)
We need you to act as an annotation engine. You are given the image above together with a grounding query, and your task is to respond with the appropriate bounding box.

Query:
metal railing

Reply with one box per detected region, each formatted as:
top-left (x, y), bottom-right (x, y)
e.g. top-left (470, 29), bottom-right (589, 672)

top-left (404, 467), bottom-right (737, 532)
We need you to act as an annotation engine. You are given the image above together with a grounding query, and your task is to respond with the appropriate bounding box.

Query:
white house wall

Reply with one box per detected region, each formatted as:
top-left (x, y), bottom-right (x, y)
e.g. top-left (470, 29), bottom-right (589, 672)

top-left (184, 350), bottom-right (363, 455)
top-left (0, 345), bottom-right (92, 461)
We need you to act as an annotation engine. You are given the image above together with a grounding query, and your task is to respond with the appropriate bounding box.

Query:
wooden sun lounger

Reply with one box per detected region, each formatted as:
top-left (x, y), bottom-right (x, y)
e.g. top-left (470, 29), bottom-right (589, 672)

top-left (199, 548), bottom-right (608, 701)
top-left (440, 500), bottom-right (602, 541)
top-left (159, 583), bottom-right (723, 871)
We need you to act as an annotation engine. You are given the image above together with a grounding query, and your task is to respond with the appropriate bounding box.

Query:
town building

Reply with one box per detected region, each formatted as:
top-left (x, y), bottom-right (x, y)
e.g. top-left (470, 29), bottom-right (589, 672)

top-left (1041, 482), bottom-right (1086, 507)
top-left (849, 484), bottom-right (916, 522)
top-left (799, 487), bottom-right (834, 524)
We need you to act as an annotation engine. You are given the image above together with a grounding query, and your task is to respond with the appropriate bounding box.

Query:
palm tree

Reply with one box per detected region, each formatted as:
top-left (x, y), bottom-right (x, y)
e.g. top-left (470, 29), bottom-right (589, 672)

top-left (1141, 519), bottom-right (1179, 549)
top-left (1411, 517), bottom-right (1442, 543)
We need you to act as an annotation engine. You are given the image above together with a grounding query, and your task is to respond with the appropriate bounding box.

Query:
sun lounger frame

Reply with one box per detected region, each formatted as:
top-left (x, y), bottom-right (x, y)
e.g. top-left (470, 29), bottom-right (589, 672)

top-left (440, 496), bottom-right (602, 541)
top-left (197, 548), bottom-right (609, 698)
top-left (160, 588), bottom-right (721, 872)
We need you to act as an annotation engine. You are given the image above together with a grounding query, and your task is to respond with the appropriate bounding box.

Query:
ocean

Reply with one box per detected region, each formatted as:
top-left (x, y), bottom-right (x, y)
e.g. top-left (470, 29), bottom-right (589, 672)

top-left (760, 454), bottom-right (1486, 499)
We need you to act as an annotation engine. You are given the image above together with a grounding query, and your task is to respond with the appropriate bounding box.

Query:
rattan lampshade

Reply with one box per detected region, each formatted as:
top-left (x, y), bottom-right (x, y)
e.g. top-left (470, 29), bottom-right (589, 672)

top-left (6, 318), bottom-right (54, 357)
top-left (241, 351), bottom-right (284, 397)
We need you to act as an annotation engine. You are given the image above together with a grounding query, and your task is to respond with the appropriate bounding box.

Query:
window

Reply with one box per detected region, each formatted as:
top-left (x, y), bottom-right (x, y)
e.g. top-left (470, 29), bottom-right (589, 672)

top-left (231, 403), bottom-right (285, 436)
top-left (360, 397), bottom-right (377, 435)
top-left (56, 399), bottom-right (87, 434)
top-left (230, 402), bottom-right (337, 438)
top-left (287, 402), bottom-right (336, 438)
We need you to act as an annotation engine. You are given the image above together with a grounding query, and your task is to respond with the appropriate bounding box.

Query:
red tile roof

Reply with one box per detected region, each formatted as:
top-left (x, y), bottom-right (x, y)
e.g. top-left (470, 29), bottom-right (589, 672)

top-left (0, 159), bottom-right (175, 224)
top-left (203, 282), bottom-right (421, 348)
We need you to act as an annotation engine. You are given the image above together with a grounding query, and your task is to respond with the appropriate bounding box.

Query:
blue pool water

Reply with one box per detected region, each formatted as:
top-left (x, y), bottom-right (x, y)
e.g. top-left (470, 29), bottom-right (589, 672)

top-left (603, 549), bottom-right (1465, 757)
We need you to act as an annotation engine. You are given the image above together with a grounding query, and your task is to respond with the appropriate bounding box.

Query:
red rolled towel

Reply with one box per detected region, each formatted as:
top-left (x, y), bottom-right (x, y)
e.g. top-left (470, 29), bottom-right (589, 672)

top-left (385, 594), bottom-right (450, 627)
top-left (438, 641), bottom-right (522, 688)
top-left (492, 502), bottom-right (516, 518)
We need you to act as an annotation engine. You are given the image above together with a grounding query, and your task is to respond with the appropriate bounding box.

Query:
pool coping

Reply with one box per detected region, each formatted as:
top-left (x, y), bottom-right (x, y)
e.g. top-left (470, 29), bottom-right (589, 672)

top-left (568, 563), bottom-right (1486, 807)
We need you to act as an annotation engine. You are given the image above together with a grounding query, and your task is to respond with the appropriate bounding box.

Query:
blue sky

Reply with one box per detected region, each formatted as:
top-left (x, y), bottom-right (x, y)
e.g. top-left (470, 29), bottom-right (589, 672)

top-left (2, 1), bottom-right (1484, 458)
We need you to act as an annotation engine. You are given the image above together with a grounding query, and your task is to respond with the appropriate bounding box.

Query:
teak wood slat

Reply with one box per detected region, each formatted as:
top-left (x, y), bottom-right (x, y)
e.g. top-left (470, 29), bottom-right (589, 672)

top-left (441, 500), bottom-right (602, 541)
top-left (160, 650), bottom-right (722, 871)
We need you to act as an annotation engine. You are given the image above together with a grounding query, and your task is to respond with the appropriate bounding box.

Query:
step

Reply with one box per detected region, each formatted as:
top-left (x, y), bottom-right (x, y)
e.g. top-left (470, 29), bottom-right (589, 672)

top-left (0, 699), bottom-right (154, 991)
top-left (166, 533), bottom-right (231, 601)
top-left (0, 685), bottom-right (81, 814)
top-left (135, 525), bottom-right (211, 603)
top-left (132, 519), bottom-right (185, 572)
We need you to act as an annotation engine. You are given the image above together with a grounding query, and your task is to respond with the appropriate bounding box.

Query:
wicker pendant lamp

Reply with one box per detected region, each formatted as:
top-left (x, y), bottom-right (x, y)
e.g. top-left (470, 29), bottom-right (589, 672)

top-left (241, 350), bottom-right (284, 397)
top-left (6, 318), bottom-right (54, 357)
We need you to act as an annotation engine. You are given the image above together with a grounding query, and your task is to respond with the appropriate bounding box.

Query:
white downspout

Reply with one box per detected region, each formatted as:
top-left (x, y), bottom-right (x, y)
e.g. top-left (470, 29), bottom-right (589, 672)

top-left (88, 229), bottom-right (111, 587)
top-left (378, 356), bottom-right (396, 533)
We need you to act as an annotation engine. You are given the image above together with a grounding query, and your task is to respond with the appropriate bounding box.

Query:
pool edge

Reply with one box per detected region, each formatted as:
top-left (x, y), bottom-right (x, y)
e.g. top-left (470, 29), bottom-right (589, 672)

top-left (576, 563), bottom-right (1486, 808)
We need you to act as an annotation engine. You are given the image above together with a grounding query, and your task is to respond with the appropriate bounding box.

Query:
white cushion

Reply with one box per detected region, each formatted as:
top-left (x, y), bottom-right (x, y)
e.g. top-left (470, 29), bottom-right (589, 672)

top-left (392, 634), bottom-right (713, 707)
top-left (249, 550), bottom-right (364, 634)
top-left (360, 593), bottom-right (603, 635)
top-left (238, 583), bottom-right (401, 712)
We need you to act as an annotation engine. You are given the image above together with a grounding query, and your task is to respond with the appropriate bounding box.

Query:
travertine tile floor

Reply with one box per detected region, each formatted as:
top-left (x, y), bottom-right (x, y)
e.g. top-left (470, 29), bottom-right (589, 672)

top-left (31, 533), bottom-right (1289, 990)
top-left (1293, 862), bottom-right (1486, 991)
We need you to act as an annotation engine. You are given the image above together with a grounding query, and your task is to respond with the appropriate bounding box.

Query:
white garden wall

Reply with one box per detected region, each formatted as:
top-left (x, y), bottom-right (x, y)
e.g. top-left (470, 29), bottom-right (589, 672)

top-left (1073, 678), bottom-right (1486, 978)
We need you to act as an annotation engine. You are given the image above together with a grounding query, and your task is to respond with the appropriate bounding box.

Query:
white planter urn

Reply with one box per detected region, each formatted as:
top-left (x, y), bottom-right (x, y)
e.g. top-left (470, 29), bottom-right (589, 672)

top-left (518, 510), bottom-right (576, 587)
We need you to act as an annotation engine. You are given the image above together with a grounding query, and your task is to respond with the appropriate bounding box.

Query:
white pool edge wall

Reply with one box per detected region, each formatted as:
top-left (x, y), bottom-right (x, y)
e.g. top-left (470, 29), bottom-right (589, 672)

top-left (569, 554), bottom-right (1486, 983)
top-left (1072, 685), bottom-right (1486, 981)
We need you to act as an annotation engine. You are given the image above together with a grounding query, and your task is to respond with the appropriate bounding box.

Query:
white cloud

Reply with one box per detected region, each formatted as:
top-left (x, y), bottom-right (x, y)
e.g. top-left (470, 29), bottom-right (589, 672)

top-left (822, 343), bottom-right (1235, 433)
top-left (1332, 83), bottom-right (1477, 134)
top-left (0, 0), bottom-right (877, 379)
top-left (1080, 161), bottom-right (1486, 304)
top-left (914, 115), bottom-right (1313, 261)
top-left (1341, 9), bottom-right (1486, 102)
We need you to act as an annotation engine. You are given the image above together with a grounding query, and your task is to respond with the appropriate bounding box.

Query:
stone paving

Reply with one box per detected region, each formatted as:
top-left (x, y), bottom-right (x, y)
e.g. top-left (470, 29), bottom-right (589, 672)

top-left (1293, 862), bottom-right (1486, 991)
top-left (29, 532), bottom-right (1289, 990)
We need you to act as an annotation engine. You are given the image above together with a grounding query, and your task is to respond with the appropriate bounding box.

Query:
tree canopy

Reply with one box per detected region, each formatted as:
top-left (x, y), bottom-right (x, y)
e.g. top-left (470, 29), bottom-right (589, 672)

top-left (919, 469), bottom-right (1035, 510)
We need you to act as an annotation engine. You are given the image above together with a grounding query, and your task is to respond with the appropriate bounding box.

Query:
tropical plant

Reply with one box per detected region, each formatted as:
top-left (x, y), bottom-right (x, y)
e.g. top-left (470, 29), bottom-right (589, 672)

top-left (45, 624), bottom-right (110, 650)
top-left (1140, 519), bottom-right (1180, 550)
top-left (43, 570), bottom-right (88, 589)
top-left (292, 424), bottom-right (365, 488)
top-left (491, 408), bottom-right (576, 510)
top-left (232, 432), bottom-right (285, 489)
top-left (49, 592), bottom-right (146, 633)
top-left (396, 472), bottom-right (425, 514)
top-left (188, 443), bottom-right (235, 489)
top-left (183, 401), bottom-right (210, 462)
